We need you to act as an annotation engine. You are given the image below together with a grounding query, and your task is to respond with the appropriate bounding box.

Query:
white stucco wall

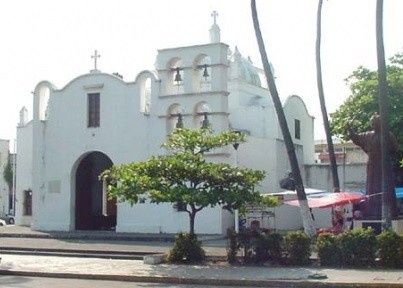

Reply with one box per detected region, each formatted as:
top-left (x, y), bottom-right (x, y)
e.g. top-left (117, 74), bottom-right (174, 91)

top-left (16, 123), bottom-right (33, 226)
top-left (305, 163), bottom-right (366, 192)
top-left (282, 95), bottom-right (315, 165)
top-left (117, 202), bottom-right (225, 235)
top-left (237, 136), bottom-right (277, 193)
top-left (257, 193), bottom-right (333, 231)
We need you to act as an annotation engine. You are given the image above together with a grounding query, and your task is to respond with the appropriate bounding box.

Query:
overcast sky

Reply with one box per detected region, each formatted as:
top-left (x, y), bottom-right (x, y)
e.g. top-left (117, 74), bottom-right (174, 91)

top-left (0, 0), bottom-right (402, 147)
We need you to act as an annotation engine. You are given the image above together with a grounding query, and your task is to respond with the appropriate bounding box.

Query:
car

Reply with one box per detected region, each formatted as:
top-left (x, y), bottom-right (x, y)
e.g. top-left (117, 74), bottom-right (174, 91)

top-left (0, 214), bottom-right (15, 225)
top-left (0, 219), bottom-right (5, 226)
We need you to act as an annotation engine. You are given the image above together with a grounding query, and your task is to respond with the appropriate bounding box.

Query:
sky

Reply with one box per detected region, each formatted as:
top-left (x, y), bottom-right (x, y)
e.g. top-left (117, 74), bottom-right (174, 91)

top-left (0, 0), bottom-right (402, 148)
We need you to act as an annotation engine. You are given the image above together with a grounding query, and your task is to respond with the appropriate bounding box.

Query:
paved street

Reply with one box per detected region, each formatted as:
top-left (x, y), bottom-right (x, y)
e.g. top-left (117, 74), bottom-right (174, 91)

top-left (0, 276), bottom-right (257, 288)
top-left (1, 254), bottom-right (402, 287)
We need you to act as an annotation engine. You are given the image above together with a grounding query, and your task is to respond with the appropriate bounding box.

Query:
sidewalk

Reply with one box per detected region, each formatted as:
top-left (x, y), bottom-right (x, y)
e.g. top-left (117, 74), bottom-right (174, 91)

top-left (0, 225), bottom-right (224, 241)
top-left (0, 237), bottom-right (227, 257)
top-left (0, 225), bottom-right (227, 257)
top-left (1, 254), bottom-right (402, 287)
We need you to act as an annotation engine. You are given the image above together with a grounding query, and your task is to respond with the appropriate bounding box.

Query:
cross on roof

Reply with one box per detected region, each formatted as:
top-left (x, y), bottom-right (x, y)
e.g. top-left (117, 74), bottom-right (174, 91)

top-left (91, 50), bottom-right (100, 70)
top-left (211, 11), bottom-right (218, 25)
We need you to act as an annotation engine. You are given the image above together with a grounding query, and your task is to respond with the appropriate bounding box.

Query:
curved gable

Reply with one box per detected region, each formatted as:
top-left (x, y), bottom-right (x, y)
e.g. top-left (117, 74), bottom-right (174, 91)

top-left (56, 73), bottom-right (129, 92)
top-left (283, 95), bottom-right (314, 119)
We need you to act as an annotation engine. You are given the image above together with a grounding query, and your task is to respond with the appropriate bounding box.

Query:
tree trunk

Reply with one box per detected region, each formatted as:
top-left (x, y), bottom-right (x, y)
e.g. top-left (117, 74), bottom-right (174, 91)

top-left (316, 0), bottom-right (340, 192)
top-left (189, 211), bottom-right (196, 235)
top-left (250, 0), bottom-right (316, 237)
top-left (376, 0), bottom-right (394, 228)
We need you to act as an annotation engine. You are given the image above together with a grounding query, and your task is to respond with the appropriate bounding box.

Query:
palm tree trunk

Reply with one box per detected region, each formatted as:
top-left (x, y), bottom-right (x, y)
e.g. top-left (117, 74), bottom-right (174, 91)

top-left (316, 0), bottom-right (340, 192)
top-left (376, 0), bottom-right (393, 228)
top-left (250, 0), bottom-right (316, 237)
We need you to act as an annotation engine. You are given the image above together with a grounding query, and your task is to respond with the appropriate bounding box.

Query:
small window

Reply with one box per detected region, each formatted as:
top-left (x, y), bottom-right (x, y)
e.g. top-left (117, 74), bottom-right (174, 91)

top-left (24, 189), bottom-right (32, 216)
top-left (294, 119), bottom-right (301, 140)
top-left (88, 93), bottom-right (100, 127)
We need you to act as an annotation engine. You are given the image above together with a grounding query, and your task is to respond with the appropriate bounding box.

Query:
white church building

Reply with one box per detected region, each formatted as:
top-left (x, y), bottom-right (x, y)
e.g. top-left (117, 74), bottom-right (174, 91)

top-left (15, 14), bottom-right (315, 234)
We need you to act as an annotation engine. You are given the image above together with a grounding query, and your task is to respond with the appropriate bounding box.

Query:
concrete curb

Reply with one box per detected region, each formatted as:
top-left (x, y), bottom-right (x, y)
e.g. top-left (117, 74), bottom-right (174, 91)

top-left (0, 246), bottom-right (158, 255)
top-left (0, 270), bottom-right (401, 288)
top-left (0, 250), bottom-right (146, 260)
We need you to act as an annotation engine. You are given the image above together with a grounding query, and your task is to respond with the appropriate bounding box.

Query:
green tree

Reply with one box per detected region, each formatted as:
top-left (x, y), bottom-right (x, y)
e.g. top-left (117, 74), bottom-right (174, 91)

top-left (102, 128), bottom-right (266, 235)
top-left (251, 0), bottom-right (316, 237)
top-left (316, 0), bottom-right (340, 192)
top-left (3, 153), bottom-right (13, 192)
top-left (330, 52), bottom-right (403, 162)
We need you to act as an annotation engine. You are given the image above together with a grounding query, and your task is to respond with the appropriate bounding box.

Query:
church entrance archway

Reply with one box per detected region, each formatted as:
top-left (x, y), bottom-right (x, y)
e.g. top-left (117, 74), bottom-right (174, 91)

top-left (75, 151), bottom-right (116, 230)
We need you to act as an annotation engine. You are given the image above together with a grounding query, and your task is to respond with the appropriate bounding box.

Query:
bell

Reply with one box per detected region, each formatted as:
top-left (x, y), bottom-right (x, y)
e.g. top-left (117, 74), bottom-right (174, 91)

top-left (202, 65), bottom-right (209, 78)
top-left (175, 113), bottom-right (184, 128)
top-left (201, 113), bottom-right (210, 129)
top-left (174, 68), bottom-right (182, 83)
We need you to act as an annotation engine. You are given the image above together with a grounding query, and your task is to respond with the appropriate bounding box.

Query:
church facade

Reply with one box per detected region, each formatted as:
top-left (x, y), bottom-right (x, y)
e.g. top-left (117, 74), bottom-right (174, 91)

top-left (15, 15), bottom-right (315, 234)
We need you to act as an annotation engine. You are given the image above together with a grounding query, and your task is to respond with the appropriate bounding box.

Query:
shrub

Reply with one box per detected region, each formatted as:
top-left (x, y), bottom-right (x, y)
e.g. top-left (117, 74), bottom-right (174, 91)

top-left (266, 232), bottom-right (283, 263)
top-left (400, 236), bottom-right (403, 267)
top-left (252, 232), bottom-right (270, 264)
top-left (226, 228), bottom-right (239, 264)
top-left (226, 229), bottom-right (284, 265)
top-left (284, 231), bottom-right (311, 266)
top-left (338, 228), bottom-right (376, 267)
top-left (237, 229), bottom-right (254, 264)
top-left (377, 230), bottom-right (402, 268)
top-left (316, 232), bottom-right (342, 267)
top-left (168, 232), bottom-right (205, 263)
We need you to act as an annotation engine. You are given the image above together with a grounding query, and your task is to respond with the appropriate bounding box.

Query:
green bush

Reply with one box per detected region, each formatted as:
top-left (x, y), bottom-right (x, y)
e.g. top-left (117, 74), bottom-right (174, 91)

top-left (338, 228), bottom-right (376, 267)
top-left (266, 232), bottom-right (283, 263)
top-left (316, 232), bottom-right (342, 267)
top-left (226, 229), bottom-right (284, 265)
top-left (226, 228), bottom-right (239, 264)
top-left (252, 232), bottom-right (270, 264)
top-left (400, 236), bottom-right (403, 267)
top-left (237, 229), bottom-right (254, 264)
top-left (168, 232), bottom-right (205, 263)
top-left (377, 230), bottom-right (402, 268)
top-left (284, 231), bottom-right (311, 266)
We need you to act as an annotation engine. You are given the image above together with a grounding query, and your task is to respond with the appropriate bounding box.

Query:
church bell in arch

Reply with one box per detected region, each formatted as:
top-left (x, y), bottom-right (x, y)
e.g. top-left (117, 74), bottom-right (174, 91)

top-left (202, 64), bottom-right (209, 79)
top-left (174, 68), bottom-right (182, 84)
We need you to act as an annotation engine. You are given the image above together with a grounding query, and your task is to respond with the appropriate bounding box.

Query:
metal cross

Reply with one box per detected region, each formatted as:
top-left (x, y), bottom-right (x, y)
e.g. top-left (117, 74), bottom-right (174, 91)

top-left (211, 10), bottom-right (218, 25)
top-left (91, 50), bottom-right (101, 70)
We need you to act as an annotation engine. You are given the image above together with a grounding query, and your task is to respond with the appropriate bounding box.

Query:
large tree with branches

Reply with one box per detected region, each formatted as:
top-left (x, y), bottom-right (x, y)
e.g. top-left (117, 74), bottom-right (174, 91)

top-left (102, 128), bottom-right (267, 235)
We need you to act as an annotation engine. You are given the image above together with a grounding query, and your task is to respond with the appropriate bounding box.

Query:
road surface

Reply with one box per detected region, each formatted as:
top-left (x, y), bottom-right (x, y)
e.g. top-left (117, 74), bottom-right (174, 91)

top-left (0, 276), bottom-right (263, 288)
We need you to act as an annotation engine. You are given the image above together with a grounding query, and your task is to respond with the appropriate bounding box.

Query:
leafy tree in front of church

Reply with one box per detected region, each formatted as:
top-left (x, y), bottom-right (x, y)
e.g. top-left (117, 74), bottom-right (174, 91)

top-left (3, 153), bottom-right (13, 192)
top-left (102, 128), bottom-right (267, 235)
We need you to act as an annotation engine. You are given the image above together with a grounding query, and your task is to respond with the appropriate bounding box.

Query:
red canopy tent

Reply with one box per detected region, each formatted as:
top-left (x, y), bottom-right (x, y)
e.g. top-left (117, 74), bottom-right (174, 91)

top-left (284, 192), bottom-right (367, 208)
